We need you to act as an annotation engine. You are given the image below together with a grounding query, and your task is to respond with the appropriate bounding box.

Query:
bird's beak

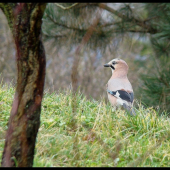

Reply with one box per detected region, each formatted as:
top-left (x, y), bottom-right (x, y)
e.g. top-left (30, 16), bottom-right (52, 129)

top-left (104, 64), bottom-right (110, 67)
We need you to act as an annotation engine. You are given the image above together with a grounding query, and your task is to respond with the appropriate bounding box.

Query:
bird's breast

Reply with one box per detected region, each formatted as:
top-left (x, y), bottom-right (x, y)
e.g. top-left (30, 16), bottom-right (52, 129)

top-left (108, 78), bottom-right (133, 92)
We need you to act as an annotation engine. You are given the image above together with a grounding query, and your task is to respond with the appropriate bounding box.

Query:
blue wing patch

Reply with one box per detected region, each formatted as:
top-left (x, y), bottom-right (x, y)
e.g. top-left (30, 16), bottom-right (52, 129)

top-left (107, 89), bottom-right (134, 103)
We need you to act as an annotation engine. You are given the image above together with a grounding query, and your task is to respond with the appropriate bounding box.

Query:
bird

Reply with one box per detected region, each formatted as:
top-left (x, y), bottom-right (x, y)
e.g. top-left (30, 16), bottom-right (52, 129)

top-left (104, 58), bottom-right (136, 116)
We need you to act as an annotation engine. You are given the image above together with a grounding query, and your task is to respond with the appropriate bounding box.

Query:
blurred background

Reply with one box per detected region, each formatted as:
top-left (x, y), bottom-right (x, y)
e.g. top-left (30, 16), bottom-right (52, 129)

top-left (0, 3), bottom-right (170, 113)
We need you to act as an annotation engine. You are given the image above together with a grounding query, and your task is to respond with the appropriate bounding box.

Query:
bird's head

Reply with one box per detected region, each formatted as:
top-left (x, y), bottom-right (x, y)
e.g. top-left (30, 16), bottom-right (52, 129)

top-left (104, 58), bottom-right (129, 77)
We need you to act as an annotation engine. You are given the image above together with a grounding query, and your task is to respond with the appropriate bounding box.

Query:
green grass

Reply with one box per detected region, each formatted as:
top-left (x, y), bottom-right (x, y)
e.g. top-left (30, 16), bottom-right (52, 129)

top-left (0, 83), bottom-right (170, 167)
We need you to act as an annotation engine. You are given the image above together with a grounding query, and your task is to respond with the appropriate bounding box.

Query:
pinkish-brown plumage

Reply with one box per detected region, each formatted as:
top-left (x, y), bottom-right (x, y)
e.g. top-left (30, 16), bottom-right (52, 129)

top-left (104, 58), bottom-right (136, 116)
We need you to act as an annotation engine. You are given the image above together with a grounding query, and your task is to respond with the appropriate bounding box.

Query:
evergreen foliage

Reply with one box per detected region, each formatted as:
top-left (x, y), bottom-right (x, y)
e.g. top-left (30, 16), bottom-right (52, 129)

top-left (140, 3), bottom-right (170, 113)
top-left (42, 3), bottom-right (150, 51)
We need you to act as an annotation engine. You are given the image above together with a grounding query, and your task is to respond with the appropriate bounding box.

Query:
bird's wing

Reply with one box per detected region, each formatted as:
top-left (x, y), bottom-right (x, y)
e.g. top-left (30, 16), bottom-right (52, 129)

top-left (107, 89), bottom-right (133, 103)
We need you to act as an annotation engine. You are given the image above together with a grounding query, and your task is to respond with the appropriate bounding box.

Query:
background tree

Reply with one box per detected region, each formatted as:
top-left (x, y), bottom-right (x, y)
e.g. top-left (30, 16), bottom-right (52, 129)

top-left (0, 3), bottom-right (46, 167)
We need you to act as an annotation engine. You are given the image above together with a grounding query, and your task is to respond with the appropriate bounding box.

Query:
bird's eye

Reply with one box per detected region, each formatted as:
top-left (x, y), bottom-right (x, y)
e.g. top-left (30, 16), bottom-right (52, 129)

top-left (112, 61), bottom-right (117, 65)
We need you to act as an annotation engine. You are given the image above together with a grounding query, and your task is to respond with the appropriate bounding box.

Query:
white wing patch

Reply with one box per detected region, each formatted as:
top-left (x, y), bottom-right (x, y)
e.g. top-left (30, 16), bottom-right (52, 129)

top-left (114, 91), bottom-right (128, 106)
top-left (115, 91), bottom-right (120, 98)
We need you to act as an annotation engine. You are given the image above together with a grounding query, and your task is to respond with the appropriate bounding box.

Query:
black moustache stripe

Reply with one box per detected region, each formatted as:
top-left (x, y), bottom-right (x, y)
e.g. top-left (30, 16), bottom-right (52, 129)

top-left (110, 65), bottom-right (115, 70)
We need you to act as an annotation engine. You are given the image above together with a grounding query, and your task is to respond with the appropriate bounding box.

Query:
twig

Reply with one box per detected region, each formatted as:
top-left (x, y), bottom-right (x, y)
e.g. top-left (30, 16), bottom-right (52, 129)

top-left (54, 3), bottom-right (79, 10)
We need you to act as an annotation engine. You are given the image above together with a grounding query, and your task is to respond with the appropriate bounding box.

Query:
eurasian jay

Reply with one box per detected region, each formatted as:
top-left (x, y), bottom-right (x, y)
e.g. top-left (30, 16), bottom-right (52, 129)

top-left (104, 58), bottom-right (136, 116)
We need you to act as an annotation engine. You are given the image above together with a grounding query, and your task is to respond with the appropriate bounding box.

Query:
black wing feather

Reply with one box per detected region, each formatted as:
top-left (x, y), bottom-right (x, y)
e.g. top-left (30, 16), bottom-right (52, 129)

top-left (107, 89), bottom-right (134, 103)
top-left (129, 92), bottom-right (134, 103)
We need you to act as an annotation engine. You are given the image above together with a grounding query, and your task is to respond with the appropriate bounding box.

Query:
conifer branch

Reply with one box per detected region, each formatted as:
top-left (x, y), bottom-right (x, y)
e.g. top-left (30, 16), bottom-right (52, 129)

top-left (96, 3), bottom-right (158, 34)
top-left (45, 12), bottom-right (87, 32)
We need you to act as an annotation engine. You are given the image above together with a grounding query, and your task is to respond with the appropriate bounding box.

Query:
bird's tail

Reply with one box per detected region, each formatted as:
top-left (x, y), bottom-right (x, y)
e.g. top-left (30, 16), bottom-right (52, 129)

top-left (123, 103), bottom-right (136, 116)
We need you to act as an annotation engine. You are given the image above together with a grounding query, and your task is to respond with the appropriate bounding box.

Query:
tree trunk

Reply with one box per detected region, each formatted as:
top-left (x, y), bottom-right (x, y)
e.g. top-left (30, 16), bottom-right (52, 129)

top-left (0, 3), bottom-right (46, 167)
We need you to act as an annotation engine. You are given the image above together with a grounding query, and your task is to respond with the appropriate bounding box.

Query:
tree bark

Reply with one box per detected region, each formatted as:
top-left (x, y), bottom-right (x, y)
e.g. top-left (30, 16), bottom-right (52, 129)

top-left (0, 3), bottom-right (46, 167)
